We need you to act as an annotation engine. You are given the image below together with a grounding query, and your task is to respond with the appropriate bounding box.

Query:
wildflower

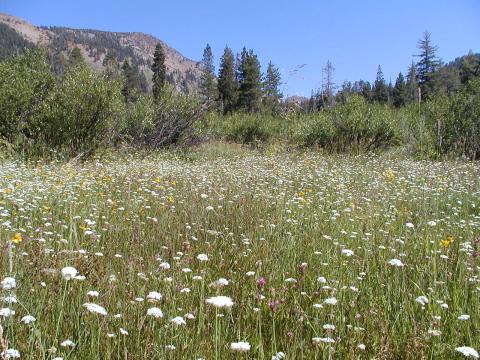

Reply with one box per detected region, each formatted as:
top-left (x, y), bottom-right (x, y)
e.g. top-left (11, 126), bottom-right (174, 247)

top-left (87, 290), bottom-right (99, 297)
top-left (246, 271), bottom-right (255, 277)
top-left (455, 346), bottom-right (479, 358)
top-left (427, 220), bottom-right (437, 226)
top-left (323, 324), bottom-right (335, 330)
top-left (1, 349), bottom-right (20, 359)
top-left (147, 291), bottom-right (162, 302)
top-left (342, 249), bottom-right (354, 257)
top-left (324, 297), bottom-right (338, 306)
top-left (458, 314), bottom-right (470, 321)
top-left (61, 267), bottom-right (78, 280)
top-left (0, 308), bottom-right (15, 318)
top-left (385, 168), bottom-right (395, 181)
top-left (120, 328), bottom-right (128, 335)
top-left (415, 296), bottom-right (429, 306)
top-left (357, 344), bottom-right (366, 350)
top-left (165, 345), bottom-right (176, 350)
top-left (440, 236), bottom-right (454, 248)
top-left (257, 277), bottom-right (267, 289)
top-left (405, 222), bottom-right (414, 229)
top-left (170, 316), bottom-right (186, 326)
top-left (312, 337), bottom-right (335, 344)
top-left (205, 296), bottom-right (234, 308)
top-left (83, 303), bottom-right (107, 316)
top-left (147, 307), bottom-right (164, 318)
top-left (231, 342), bottom-right (251, 352)
top-left (159, 262), bottom-right (171, 270)
top-left (272, 352), bottom-right (286, 360)
top-left (387, 259), bottom-right (404, 267)
top-left (60, 340), bottom-right (75, 347)
top-left (317, 276), bottom-right (327, 283)
top-left (428, 329), bottom-right (442, 336)
top-left (20, 315), bottom-right (36, 324)
top-left (1, 277), bottom-right (16, 290)
top-left (197, 254), bottom-right (209, 261)
top-left (213, 278), bottom-right (229, 287)
top-left (11, 233), bottom-right (22, 244)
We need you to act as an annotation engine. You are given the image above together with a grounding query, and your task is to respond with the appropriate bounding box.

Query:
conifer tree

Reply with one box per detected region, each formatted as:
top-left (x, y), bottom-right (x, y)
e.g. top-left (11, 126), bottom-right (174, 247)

top-left (237, 48), bottom-right (262, 112)
top-left (262, 61), bottom-right (282, 114)
top-left (200, 44), bottom-right (217, 103)
top-left (217, 46), bottom-right (237, 113)
top-left (406, 61), bottom-right (419, 104)
top-left (373, 65), bottom-right (389, 104)
top-left (151, 43), bottom-right (166, 100)
top-left (68, 47), bottom-right (84, 67)
top-left (416, 31), bottom-right (440, 100)
top-left (121, 59), bottom-right (140, 102)
top-left (392, 72), bottom-right (407, 107)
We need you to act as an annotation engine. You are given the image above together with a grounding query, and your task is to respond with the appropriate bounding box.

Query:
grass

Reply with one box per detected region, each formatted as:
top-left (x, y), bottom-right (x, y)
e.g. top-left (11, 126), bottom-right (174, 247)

top-left (0, 145), bottom-right (479, 359)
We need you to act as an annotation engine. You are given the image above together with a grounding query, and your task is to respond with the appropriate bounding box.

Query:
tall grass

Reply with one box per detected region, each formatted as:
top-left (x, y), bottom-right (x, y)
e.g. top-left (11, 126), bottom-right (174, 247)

top-left (0, 148), bottom-right (479, 358)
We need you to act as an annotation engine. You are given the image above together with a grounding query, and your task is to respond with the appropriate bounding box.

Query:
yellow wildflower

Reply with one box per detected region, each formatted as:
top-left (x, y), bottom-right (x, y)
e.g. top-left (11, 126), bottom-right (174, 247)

top-left (385, 168), bottom-right (395, 181)
top-left (440, 236), bottom-right (454, 248)
top-left (11, 233), bottom-right (22, 244)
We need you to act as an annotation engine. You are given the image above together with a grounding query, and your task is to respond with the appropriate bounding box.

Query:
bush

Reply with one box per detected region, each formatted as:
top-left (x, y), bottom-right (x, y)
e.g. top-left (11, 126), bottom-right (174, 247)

top-left (147, 86), bottom-right (203, 148)
top-left (120, 94), bottom-right (156, 144)
top-left (297, 95), bottom-right (399, 152)
top-left (36, 63), bottom-right (125, 158)
top-left (0, 48), bottom-right (55, 151)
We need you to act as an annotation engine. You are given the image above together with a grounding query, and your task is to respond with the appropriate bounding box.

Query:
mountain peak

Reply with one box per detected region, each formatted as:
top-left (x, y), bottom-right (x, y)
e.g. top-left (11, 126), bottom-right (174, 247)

top-left (0, 12), bottom-right (202, 93)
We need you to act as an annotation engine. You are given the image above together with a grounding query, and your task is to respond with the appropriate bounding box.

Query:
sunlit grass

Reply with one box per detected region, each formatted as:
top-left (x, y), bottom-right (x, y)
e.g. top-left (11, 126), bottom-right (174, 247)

top-left (0, 148), bottom-right (479, 359)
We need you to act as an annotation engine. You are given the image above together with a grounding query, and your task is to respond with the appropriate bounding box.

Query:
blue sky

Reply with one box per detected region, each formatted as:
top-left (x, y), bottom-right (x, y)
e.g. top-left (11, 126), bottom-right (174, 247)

top-left (1, 0), bottom-right (479, 97)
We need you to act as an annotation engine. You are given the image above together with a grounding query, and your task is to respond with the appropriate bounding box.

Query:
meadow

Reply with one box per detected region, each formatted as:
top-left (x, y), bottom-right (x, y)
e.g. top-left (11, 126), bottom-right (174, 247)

top-left (0, 146), bottom-right (479, 359)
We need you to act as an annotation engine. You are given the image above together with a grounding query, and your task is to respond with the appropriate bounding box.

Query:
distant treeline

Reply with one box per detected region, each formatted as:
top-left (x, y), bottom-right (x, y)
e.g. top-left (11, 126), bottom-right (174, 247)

top-left (0, 29), bottom-right (479, 160)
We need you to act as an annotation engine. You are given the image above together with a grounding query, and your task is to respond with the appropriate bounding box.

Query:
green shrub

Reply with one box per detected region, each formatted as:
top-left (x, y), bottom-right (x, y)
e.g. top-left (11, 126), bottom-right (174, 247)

top-left (121, 94), bottom-right (156, 144)
top-left (297, 95), bottom-right (399, 152)
top-left (36, 64), bottom-right (125, 158)
top-left (147, 85), bottom-right (202, 147)
top-left (0, 48), bottom-right (55, 150)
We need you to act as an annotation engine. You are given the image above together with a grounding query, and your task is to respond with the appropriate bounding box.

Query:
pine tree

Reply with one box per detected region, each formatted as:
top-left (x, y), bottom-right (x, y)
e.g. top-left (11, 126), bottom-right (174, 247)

top-left (237, 49), bottom-right (262, 112)
top-left (373, 65), bottom-right (389, 104)
top-left (151, 43), bottom-right (166, 100)
top-left (262, 61), bottom-right (282, 114)
top-left (200, 44), bottom-right (217, 103)
top-left (68, 47), bottom-right (84, 67)
top-left (406, 61), bottom-right (419, 104)
top-left (217, 46), bottom-right (237, 113)
top-left (121, 59), bottom-right (140, 102)
top-left (392, 72), bottom-right (407, 107)
top-left (322, 60), bottom-right (335, 106)
top-left (416, 31), bottom-right (440, 100)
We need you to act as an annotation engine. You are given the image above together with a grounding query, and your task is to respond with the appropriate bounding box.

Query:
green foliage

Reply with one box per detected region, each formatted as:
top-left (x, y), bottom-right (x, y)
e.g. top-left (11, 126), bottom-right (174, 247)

top-left (68, 46), bottom-right (85, 67)
top-left (416, 31), bottom-right (441, 100)
top-left (373, 65), bottom-right (389, 104)
top-left (217, 46), bottom-right (237, 114)
top-left (121, 59), bottom-right (140, 102)
top-left (151, 43), bottom-right (166, 100)
top-left (392, 72), bottom-right (407, 107)
top-left (0, 23), bottom-right (34, 61)
top-left (121, 94), bottom-right (156, 143)
top-left (424, 79), bottom-right (480, 159)
top-left (36, 63), bottom-right (125, 157)
top-left (262, 61), bottom-right (283, 115)
top-left (200, 44), bottom-right (217, 103)
top-left (147, 85), bottom-right (202, 147)
top-left (237, 48), bottom-right (262, 112)
top-left (298, 95), bottom-right (398, 152)
top-left (0, 48), bottom-right (55, 148)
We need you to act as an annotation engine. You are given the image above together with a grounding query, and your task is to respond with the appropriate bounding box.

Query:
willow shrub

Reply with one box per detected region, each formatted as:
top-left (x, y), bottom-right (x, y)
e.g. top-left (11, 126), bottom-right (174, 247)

top-left (0, 48), bottom-right (55, 153)
top-left (296, 95), bottom-right (400, 152)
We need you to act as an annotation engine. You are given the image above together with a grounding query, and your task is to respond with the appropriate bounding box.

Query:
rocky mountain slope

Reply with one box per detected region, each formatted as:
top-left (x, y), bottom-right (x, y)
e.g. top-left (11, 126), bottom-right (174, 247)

top-left (0, 12), bottom-right (203, 93)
